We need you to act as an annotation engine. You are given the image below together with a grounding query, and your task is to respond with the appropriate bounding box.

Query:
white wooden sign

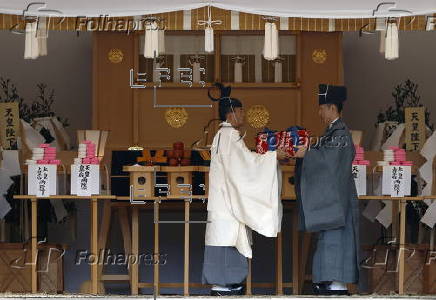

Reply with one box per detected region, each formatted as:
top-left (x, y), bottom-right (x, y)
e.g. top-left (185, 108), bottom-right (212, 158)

top-left (28, 164), bottom-right (57, 196)
top-left (352, 164), bottom-right (367, 196)
top-left (382, 165), bottom-right (411, 197)
top-left (71, 164), bottom-right (100, 196)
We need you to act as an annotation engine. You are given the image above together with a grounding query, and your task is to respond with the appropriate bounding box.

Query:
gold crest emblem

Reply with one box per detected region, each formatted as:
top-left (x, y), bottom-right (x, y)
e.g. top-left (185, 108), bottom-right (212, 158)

top-left (165, 108), bottom-right (188, 128)
top-left (312, 49), bottom-right (327, 64)
top-left (108, 48), bottom-right (124, 63)
top-left (246, 105), bottom-right (270, 129)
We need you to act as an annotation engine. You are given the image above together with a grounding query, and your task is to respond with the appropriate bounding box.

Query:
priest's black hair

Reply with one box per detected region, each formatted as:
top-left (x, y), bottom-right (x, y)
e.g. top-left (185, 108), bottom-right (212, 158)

top-left (208, 82), bottom-right (242, 121)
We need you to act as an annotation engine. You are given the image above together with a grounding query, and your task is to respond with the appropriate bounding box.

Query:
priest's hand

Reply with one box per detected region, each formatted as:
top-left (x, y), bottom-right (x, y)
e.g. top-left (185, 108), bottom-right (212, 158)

top-left (276, 149), bottom-right (288, 160)
top-left (294, 145), bottom-right (307, 158)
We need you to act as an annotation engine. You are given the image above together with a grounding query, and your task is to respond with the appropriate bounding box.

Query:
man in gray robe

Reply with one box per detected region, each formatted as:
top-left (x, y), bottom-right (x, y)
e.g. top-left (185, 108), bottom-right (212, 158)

top-left (294, 84), bottom-right (360, 295)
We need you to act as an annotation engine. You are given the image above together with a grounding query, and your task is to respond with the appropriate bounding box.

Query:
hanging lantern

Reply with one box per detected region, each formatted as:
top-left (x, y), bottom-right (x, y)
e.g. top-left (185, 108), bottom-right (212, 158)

top-left (385, 20), bottom-right (399, 60)
top-left (263, 20), bottom-right (279, 61)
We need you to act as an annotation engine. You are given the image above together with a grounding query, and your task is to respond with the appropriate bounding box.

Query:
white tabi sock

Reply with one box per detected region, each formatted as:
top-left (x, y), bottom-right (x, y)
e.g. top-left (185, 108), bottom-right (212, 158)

top-left (211, 285), bottom-right (231, 291)
top-left (328, 281), bottom-right (347, 290)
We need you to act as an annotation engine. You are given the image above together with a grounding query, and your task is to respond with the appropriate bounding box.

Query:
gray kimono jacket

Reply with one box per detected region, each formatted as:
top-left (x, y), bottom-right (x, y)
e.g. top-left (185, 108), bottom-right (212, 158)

top-left (295, 118), bottom-right (360, 283)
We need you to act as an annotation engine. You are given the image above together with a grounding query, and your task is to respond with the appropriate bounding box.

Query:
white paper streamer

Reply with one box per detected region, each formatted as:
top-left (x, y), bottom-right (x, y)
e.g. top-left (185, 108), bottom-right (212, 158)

top-left (419, 131), bottom-right (436, 197)
top-left (376, 200), bottom-right (393, 228)
top-left (21, 120), bottom-right (45, 150)
top-left (263, 22), bottom-right (279, 60)
top-left (385, 21), bottom-right (399, 60)
top-left (274, 61), bottom-right (282, 83)
top-left (421, 201), bottom-right (436, 228)
top-left (234, 62), bottom-right (243, 83)
top-left (381, 123), bottom-right (405, 150)
top-left (51, 117), bottom-right (71, 150)
top-left (205, 27), bottom-right (214, 52)
top-left (362, 200), bottom-right (382, 222)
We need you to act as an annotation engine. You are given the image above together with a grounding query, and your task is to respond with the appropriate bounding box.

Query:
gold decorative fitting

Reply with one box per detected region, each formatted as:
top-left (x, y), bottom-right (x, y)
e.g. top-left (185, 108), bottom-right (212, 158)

top-left (312, 49), bottom-right (327, 64)
top-left (108, 48), bottom-right (123, 63)
top-left (246, 105), bottom-right (270, 129)
top-left (165, 108), bottom-right (188, 128)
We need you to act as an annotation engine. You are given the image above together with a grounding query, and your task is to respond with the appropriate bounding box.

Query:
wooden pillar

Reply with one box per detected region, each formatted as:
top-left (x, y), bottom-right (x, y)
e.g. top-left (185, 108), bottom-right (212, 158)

top-left (131, 207), bottom-right (139, 295)
top-left (154, 201), bottom-right (160, 295)
top-left (292, 207), bottom-right (300, 295)
top-left (275, 232), bottom-right (283, 295)
top-left (184, 200), bottom-right (190, 296)
top-left (90, 197), bottom-right (98, 294)
top-left (31, 197), bottom-right (37, 293)
top-left (398, 200), bottom-right (406, 294)
top-left (98, 201), bottom-right (112, 279)
top-left (245, 258), bottom-right (252, 295)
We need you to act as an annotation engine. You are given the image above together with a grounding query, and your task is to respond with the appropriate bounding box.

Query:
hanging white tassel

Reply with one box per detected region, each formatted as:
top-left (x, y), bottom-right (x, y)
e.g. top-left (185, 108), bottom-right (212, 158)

top-left (385, 21), bottom-right (399, 60)
top-left (24, 22), bottom-right (32, 59)
top-left (263, 22), bottom-right (272, 60)
top-left (205, 26), bottom-right (214, 53)
top-left (271, 23), bottom-right (279, 60)
top-left (158, 29), bottom-right (165, 54)
top-left (37, 17), bottom-right (47, 56)
top-left (263, 22), bottom-right (279, 61)
top-left (234, 62), bottom-right (243, 83)
top-left (379, 29), bottom-right (386, 53)
top-left (30, 22), bottom-right (39, 59)
top-left (274, 61), bottom-right (282, 83)
top-left (144, 21), bottom-right (159, 58)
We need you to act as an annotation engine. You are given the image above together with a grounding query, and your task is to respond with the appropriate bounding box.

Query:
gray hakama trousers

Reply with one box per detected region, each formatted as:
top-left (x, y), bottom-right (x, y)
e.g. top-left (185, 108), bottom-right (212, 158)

top-left (202, 245), bottom-right (248, 286)
top-left (312, 202), bottom-right (358, 283)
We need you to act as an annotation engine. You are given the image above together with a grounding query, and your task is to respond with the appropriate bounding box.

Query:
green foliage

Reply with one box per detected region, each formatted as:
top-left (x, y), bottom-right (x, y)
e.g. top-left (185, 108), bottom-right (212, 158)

top-left (376, 79), bottom-right (434, 131)
top-left (0, 77), bottom-right (69, 127)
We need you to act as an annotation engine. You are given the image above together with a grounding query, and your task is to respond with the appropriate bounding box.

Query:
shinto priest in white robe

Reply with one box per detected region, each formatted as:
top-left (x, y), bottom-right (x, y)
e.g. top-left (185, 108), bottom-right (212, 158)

top-left (205, 121), bottom-right (283, 258)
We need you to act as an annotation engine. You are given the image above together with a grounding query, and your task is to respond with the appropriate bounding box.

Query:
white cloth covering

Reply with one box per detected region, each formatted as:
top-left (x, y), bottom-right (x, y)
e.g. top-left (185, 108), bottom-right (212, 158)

top-left (205, 122), bottom-right (282, 258)
top-left (2, 1), bottom-right (436, 18)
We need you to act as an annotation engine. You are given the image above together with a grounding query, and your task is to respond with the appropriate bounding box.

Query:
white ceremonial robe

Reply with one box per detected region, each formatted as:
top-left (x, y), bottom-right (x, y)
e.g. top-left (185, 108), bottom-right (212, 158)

top-left (205, 122), bottom-right (282, 258)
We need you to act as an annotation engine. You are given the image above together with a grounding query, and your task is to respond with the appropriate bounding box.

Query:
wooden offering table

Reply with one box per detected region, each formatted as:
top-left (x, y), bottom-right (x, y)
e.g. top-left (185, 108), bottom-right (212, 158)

top-left (12, 195), bottom-right (116, 294)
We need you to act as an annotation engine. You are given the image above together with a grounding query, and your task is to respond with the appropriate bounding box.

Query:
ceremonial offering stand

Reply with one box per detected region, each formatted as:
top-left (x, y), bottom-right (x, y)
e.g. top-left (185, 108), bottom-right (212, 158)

top-left (123, 165), bottom-right (160, 198)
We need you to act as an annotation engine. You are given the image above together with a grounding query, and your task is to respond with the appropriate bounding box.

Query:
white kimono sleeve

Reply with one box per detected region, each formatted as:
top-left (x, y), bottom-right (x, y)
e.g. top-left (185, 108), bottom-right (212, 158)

top-left (218, 127), bottom-right (281, 237)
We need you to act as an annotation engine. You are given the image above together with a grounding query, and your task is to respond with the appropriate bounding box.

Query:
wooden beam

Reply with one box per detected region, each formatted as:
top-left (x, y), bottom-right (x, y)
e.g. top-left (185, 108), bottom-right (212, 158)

top-left (31, 198), bottom-right (37, 293)
top-left (131, 207), bottom-right (139, 295)
top-left (184, 200), bottom-right (190, 296)
top-left (275, 232), bottom-right (283, 295)
top-left (90, 198), bottom-right (98, 294)
top-left (154, 201), bottom-right (160, 295)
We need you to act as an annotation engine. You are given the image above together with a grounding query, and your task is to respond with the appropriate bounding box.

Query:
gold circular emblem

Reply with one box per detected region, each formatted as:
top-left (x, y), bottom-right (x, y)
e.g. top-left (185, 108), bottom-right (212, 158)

top-left (165, 108), bottom-right (188, 128)
top-left (312, 49), bottom-right (327, 64)
top-left (246, 105), bottom-right (270, 129)
top-left (108, 48), bottom-right (123, 63)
